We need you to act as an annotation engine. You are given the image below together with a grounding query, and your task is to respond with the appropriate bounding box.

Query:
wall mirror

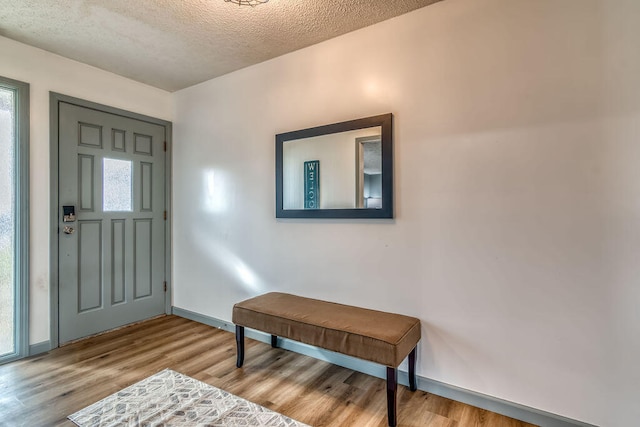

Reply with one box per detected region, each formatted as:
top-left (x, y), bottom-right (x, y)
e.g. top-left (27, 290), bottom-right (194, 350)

top-left (276, 113), bottom-right (393, 218)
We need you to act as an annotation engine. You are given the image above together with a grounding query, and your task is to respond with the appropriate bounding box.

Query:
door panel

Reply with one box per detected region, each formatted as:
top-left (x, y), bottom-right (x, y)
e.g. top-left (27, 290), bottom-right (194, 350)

top-left (58, 102), bottom-right (166, 344)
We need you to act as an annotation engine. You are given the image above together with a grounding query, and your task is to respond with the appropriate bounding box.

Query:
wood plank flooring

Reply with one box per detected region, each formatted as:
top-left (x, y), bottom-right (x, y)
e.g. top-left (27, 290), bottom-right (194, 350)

top-left (0, 315), bottom-right (537, 427)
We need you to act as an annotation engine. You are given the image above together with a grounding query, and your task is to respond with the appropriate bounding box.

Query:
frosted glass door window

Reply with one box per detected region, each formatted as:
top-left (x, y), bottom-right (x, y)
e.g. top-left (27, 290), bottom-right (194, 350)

top-left (103, 158), bottom-right (133, 211)
top-left (0, 87), bottom-right (15, 357)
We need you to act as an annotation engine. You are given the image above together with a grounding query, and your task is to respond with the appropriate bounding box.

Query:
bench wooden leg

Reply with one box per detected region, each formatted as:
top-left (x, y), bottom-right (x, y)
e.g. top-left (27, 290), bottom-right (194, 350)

top-left (271, 334), bottom-right (278, 348)
top-left (386, 367), bottom-right (397, 427)
top-left (235, 325), bottom-right (245, 368)
top-left (409, 346), bottom-right (417, 391)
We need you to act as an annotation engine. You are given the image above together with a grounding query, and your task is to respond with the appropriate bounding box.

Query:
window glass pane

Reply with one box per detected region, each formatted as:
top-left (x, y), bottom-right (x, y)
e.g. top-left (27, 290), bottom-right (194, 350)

top-left (103, 158), bottom-right (133, 211)
top-left (0, 87), bottom-right (15, 356)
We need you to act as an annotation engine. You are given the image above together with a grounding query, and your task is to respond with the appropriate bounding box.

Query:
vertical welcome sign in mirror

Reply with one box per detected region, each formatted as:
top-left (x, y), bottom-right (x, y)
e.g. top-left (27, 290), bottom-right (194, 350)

top-left (304, 160), bottom-right (320, 209)
top-left (276, 113), bottom-right (393, 219)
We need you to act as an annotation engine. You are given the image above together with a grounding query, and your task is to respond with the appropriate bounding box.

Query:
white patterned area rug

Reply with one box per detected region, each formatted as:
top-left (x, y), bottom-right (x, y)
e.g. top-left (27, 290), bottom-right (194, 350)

top-left (68, 368), bottom-right (310, 427)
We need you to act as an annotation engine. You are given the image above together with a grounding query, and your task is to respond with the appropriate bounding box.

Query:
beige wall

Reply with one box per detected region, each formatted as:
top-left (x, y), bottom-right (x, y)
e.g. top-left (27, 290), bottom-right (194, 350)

top-left (0, 36), bottom-right (172, 344)
top-left (172, 0), bottom-right (640, 425)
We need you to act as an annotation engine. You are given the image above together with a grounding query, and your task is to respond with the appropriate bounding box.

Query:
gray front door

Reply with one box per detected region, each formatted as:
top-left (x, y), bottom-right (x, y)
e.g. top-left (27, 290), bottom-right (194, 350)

top-left (58, 101), bottom-right (166, 344)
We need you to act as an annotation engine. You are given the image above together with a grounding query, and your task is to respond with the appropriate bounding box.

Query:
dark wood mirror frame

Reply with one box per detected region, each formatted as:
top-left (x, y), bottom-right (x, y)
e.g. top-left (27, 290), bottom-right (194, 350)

top-left (276, 113), bottom-right (393, 219)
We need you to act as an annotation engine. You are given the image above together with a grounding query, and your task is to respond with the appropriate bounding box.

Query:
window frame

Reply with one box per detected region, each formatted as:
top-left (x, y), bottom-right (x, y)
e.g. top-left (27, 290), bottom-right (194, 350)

top-left (0, 76), bottom-right (30, 364)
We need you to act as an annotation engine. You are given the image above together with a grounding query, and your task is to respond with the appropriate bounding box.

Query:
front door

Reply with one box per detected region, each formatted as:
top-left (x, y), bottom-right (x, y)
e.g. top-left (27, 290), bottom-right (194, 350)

top-left (57, 101), bottom-right (167, 344)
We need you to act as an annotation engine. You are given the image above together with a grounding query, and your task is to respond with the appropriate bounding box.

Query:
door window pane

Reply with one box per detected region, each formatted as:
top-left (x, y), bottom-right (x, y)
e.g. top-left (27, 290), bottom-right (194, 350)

top-left (0, 87), bottom-right (15, 356)
top-left (103, 158), bottom-right (133, 211)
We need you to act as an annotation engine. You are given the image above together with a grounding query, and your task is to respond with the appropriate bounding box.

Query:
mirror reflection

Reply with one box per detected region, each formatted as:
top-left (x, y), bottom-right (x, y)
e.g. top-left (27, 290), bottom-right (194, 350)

top-left (282, 126), bottom-right (381, 210)
top-left (275, 113), bottom-right (393, 219)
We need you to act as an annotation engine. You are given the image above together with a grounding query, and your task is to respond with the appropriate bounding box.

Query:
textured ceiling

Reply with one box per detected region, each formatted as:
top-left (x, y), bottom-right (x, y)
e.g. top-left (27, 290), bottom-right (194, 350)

top-left (0, 0), bottom-right (442, 92)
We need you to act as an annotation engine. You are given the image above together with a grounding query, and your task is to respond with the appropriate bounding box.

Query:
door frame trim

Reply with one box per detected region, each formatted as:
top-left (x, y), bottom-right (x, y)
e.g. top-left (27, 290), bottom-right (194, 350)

top-left (49, 92), bottom-right (172, 348)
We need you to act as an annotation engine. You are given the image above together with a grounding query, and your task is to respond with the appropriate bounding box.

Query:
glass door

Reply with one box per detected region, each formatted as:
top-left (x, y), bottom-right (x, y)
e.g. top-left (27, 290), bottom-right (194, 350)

top-left (0, 76), bottom-right (29, 364)
top-left (0, 85), bottom-right (15, 357)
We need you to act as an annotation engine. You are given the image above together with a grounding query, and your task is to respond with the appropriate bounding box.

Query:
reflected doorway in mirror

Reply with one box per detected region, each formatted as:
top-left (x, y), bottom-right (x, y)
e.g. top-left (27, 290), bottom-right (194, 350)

top-left (355, 136), bottom-right (382, 209)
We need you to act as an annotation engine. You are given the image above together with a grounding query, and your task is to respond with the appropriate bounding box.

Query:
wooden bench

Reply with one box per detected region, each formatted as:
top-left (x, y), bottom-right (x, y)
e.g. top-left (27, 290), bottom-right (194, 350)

top-left (232, 292), bottom-right (421, 427)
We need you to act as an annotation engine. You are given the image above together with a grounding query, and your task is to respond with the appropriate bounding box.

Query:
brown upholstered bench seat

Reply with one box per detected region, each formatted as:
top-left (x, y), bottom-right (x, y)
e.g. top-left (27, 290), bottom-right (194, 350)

top-left (232, 292), bottom-right (421, 427)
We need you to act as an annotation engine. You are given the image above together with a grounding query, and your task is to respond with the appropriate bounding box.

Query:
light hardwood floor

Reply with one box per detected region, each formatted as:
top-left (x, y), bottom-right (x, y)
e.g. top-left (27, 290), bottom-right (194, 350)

top-left (0, 315), bottom-right (537, 427)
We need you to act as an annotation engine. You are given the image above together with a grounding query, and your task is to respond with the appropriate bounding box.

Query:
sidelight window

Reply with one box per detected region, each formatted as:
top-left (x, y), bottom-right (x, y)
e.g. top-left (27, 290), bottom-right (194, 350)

top-left (0, 76), bottom-right (29, 364)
